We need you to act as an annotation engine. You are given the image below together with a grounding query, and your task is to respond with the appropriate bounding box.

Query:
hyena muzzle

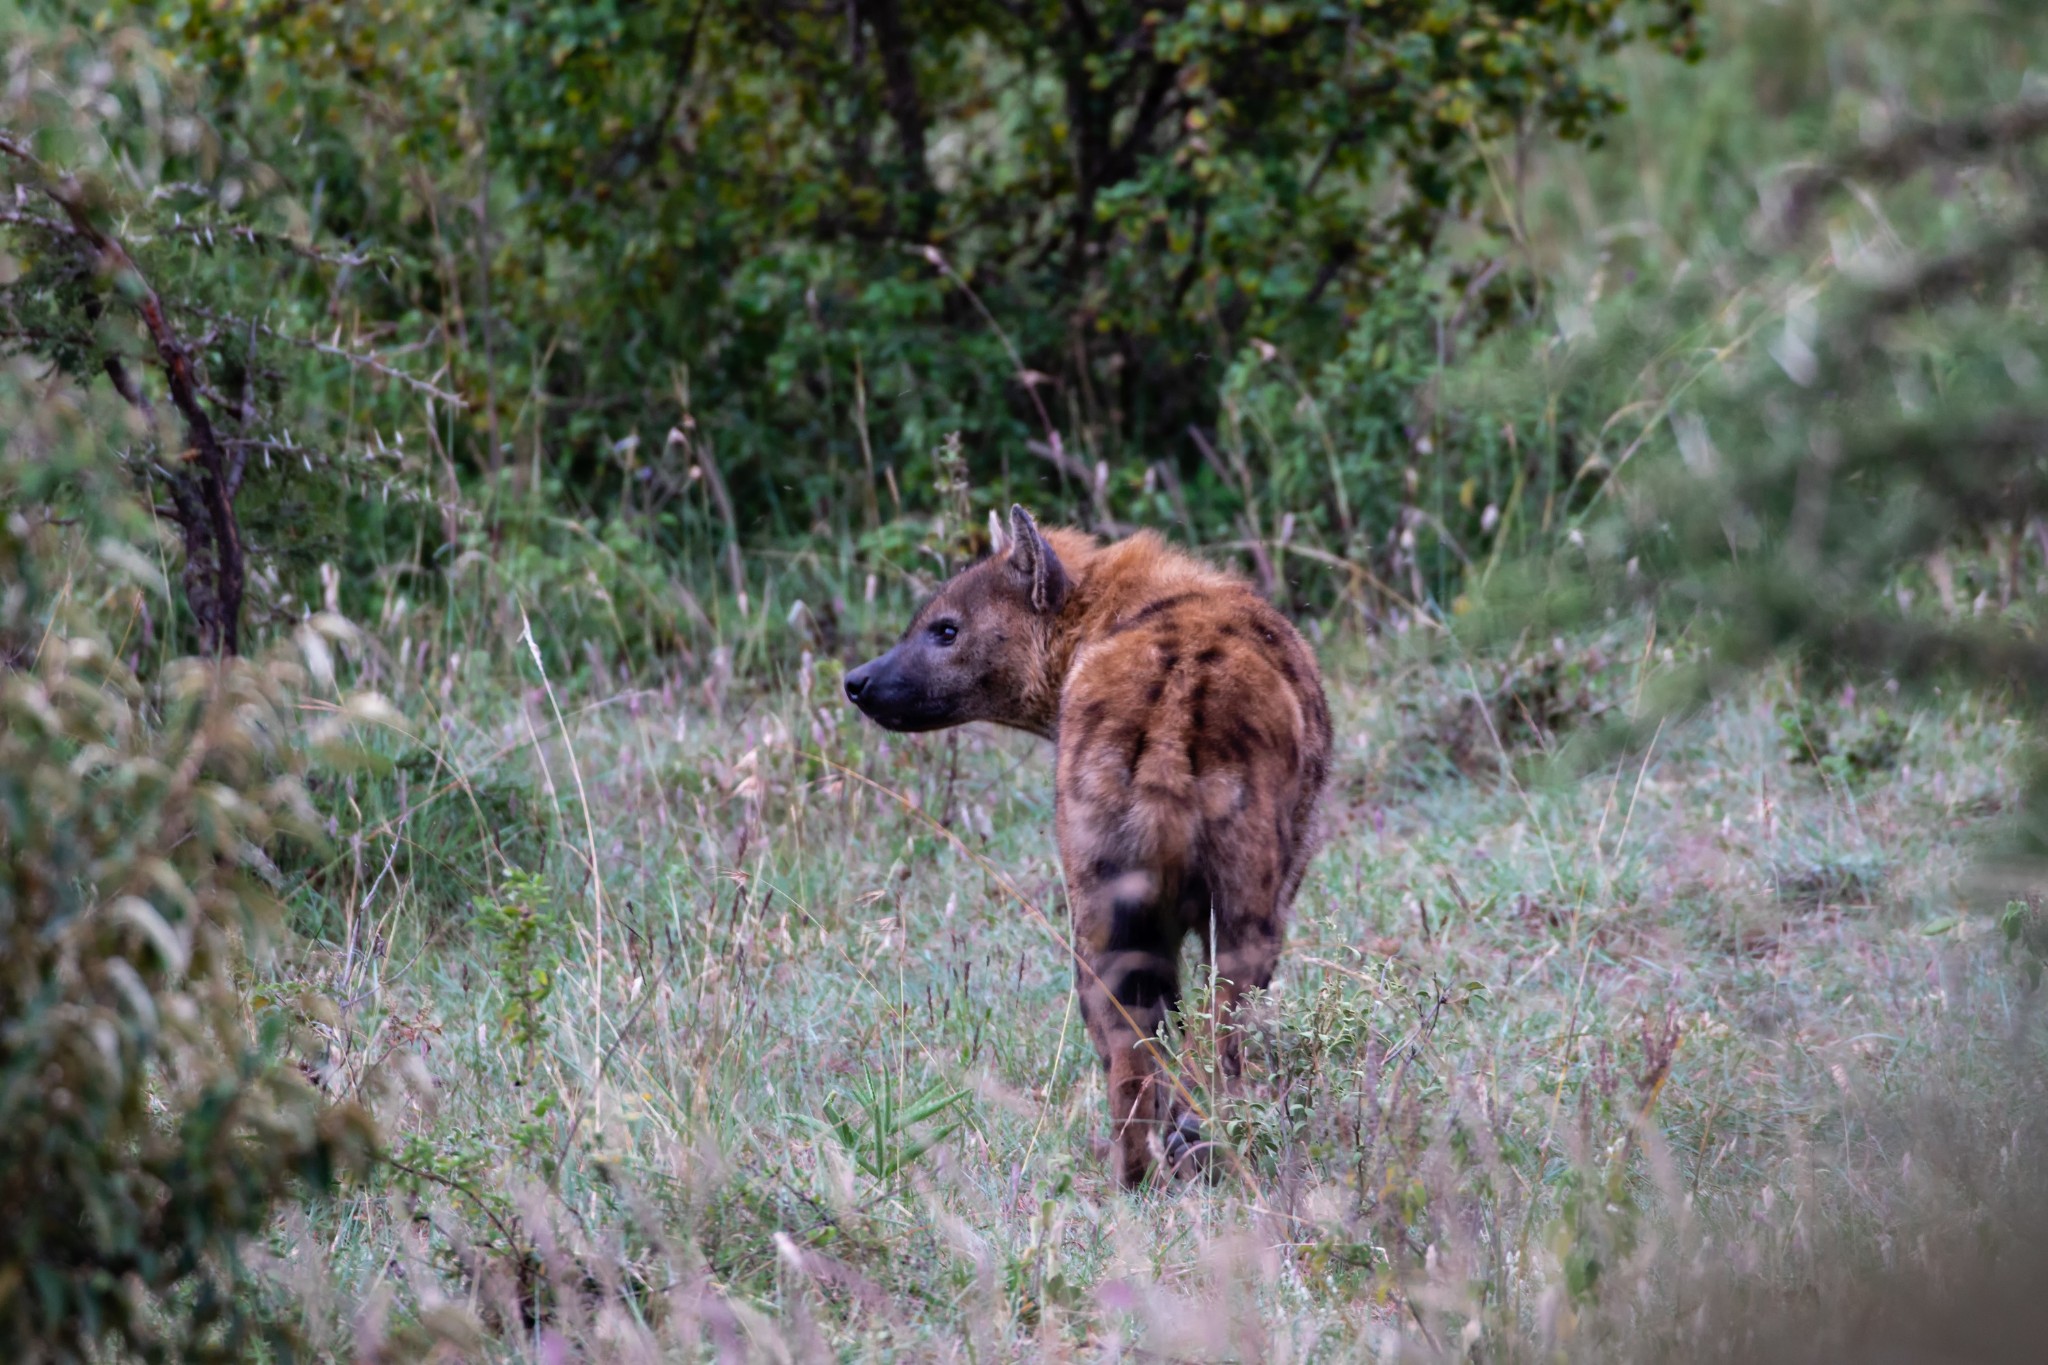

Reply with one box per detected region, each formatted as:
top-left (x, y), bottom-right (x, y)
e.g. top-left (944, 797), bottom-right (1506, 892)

top-left (845, 506), bottom-right (1331, 1188)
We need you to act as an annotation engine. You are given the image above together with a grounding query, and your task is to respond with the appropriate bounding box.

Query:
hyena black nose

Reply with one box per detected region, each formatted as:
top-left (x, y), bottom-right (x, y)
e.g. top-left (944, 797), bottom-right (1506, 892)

top-left (844, 665), bottom-right (870, 703)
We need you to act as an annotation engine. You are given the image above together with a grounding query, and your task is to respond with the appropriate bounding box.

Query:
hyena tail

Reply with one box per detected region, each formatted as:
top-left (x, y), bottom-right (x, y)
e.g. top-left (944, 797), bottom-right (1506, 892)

top-left (1123, 721), bottom-right (1202, 874)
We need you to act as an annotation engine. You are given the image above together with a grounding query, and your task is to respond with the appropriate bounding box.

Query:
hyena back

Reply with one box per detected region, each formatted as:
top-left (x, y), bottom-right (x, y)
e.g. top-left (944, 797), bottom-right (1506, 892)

top-left (845, 506), bottom-right (1332, 1187)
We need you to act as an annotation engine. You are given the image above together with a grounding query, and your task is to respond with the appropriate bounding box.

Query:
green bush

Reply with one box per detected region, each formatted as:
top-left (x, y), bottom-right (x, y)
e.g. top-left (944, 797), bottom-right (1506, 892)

top-left (1475, 33), bottom-right (2048, 895)
top-left (0, 365), bottom-right (376, 1362)
top-left (1208, 272), bottom-right (1601, 615)
top-left (134, 0), bottom-right (1698, 543)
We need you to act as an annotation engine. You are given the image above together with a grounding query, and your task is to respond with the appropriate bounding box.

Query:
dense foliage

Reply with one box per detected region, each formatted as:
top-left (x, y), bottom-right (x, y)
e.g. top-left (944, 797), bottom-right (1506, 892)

top-left (149, 0), bottom-right (1694, 547)
top-left (1501, 85), bottom-right (2048, 853)
top-left (0, 367), bottom-right (376, 1361)
top-left (0, 0), bottom-right (1700, 650)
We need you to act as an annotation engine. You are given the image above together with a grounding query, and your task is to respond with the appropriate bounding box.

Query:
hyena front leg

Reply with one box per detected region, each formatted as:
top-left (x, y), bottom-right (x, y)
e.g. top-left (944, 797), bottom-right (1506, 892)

top-left (1071, 876), bottom-right (1182, 1190)
top-left (1210, 912), bottom-right (1282, 1091)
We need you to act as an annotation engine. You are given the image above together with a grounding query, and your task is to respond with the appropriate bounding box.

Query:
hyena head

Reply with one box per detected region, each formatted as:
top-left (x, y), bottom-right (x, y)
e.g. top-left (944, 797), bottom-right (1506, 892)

top-left (844, 505), bottom-right (1070, 734)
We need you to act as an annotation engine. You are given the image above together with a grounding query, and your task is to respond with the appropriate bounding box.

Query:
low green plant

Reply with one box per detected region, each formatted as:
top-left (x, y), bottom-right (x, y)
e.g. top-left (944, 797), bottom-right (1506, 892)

top-left (803, 1069), bottom-right (967, 1190)
top-left (471, 868), bottom-right (564, 1080)
top-left (1778, 694), bottom-right (1908, 786)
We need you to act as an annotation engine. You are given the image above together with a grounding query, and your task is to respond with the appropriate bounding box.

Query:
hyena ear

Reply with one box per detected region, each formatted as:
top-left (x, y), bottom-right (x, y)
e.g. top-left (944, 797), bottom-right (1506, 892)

top-left (1007, 505), bottom-right (1069, 614)
top-left (987, 508), bottom-right (1010, 556)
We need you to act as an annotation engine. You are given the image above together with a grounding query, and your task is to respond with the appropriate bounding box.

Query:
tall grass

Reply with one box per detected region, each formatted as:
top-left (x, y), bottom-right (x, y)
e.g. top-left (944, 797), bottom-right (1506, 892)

top-left (223, 2), bottom-right (2048, 1356)
top-left (267, 565), bottom-right (2047, 1359)
top-left (12, 0), bottom-right (2048, 1357)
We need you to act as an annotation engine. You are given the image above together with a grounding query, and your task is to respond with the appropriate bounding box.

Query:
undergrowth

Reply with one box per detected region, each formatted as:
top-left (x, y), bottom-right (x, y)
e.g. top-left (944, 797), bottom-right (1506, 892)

top-left (8, 0), bottom-right (2048, 1359)
top-left (254, 595), bottom-right (2047, 1360)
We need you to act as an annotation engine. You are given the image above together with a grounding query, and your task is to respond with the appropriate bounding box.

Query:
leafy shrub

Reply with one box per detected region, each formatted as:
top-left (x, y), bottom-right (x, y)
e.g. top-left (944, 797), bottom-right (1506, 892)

top-left (1777, 692), bottom-right (1907, 785)
top-left (0, 366), bottom-right (376, 1362)
top-left (143, 0), bottom-right (1700, 543)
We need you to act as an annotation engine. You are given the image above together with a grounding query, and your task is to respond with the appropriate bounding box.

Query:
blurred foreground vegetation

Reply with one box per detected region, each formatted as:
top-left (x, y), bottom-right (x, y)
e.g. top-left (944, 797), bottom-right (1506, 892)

top-left (6, 0), bottom-right (2048, 1359)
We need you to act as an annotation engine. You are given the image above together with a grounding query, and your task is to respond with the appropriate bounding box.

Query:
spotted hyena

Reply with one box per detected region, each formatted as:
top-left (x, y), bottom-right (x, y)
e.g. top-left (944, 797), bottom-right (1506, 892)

top-left (844, 506), bottom-right (1332, 1188)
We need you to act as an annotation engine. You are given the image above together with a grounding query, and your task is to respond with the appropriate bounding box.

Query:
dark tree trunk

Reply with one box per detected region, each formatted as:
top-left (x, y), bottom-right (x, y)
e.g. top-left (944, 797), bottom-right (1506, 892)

top-left (2, 135), bottom-right (246, 655)
top-left (858, 0), bottom-right (938, 239)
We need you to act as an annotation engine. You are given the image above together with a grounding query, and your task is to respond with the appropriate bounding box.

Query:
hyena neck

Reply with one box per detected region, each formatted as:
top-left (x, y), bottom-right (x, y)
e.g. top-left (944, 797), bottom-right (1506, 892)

top-left (1035, 528), bottom-right (1243, 737)
top-left (1012, 527), bottom-right (1103, 739)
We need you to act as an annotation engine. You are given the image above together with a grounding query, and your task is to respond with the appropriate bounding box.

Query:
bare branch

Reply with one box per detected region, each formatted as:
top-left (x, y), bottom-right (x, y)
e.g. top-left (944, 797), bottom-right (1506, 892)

top-left (146, 181), bottom-right (213, 201)
top-left (1850, 206), bottom-right (2048, 331)
top-left (178, 303), bottom-right (468, 408)
top-left (1022, 436), bottom-right (1094, 486)
top-left (140, 218), bottom-right (387, 270)
top-left (0, 206), bottom-right (76, 237)
top-left (1764, 97), bottom-right (2048, 245)
top-left (3, 138), bottom-right (386, 269)
top-left (227, 317), bottom-right (257, 499)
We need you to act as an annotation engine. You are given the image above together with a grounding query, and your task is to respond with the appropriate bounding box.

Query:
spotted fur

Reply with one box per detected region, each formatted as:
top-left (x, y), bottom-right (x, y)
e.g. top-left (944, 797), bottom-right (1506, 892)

top-left (844, 506), bottom-right (1332, 1187)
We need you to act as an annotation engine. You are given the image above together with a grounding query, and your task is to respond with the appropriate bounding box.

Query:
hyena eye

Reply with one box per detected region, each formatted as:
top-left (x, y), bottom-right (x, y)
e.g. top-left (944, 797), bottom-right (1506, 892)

top-left (929, 620), bottom-right (959, 646)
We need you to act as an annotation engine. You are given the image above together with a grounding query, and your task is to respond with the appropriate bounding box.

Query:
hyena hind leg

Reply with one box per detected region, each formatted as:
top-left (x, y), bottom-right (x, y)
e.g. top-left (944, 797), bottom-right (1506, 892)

top-left (1076, 938), bottom-right (1182, 1190)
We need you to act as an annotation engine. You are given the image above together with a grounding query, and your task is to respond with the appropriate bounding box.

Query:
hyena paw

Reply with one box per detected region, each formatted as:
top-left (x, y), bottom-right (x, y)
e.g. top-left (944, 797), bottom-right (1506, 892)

top-left (1162, 1112), bottom-right (1222, 1182)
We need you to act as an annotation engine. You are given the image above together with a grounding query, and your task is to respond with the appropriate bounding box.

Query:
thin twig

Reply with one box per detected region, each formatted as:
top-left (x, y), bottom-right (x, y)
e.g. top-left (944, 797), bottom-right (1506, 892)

top-left (141, 217), bottom-right (388, 269)
top-left (920, 244), bottom-right (1115, 528)
top-left (179, 303), bottom-right (468, 407)
top-left (383, 1154), bottom-right (524, 1255)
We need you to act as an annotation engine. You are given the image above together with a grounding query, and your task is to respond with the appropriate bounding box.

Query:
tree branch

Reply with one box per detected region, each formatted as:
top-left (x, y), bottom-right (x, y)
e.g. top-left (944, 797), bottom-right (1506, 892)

top-left (140, 218), bottom-right (387, 270)
top-left (1, 132), bottom-right (244, 653)
top-left (176, 303), bottom-right (468, 407)
top-left (1766, 96), bottom-right (2048, 245)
